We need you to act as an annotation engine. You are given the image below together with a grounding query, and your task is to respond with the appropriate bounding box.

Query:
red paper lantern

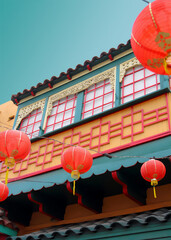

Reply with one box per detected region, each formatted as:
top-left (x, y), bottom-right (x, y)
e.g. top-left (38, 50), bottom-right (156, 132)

top-left (131, 0), bottom-right (171, 75)
top-left (61, 146), bottom-right (93, 194)
top-left (141, 159), bottom-right (166, 198)
top-left (0, 182), bottom-right (9, 201)
top-left (0, 130), bottom-right (31, 184)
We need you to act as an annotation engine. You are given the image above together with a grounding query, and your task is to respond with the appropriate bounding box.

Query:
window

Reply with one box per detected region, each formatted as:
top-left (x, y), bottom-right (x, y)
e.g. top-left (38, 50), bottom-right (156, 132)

top-left (121, 65), bottom-right (160, 104)
top-left (45, 94), bottom-right (77, 133)
top-left (19, 108), bottom-right (42, 138)
top-left (82, 79), bottom-right (115, 119)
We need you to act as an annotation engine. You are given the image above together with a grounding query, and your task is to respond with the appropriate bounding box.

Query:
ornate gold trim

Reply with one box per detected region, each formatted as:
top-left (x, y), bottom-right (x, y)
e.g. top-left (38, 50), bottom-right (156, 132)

top-left (120, 57), bottom-right (141, 82)
top-left (15, 99), bottom-right (46, 129)
top-left (43, 67), bottom-right (116, 129)
top-left (149, 3), bottom-right (157, 30)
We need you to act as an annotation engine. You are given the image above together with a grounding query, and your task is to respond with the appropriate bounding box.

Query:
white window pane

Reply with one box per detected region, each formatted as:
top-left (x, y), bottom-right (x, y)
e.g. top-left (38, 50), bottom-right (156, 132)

top-left (68, 94), bottom-right (75, 100)
top-left (96, 81), bottom-right (104, 88)
top-left (135, 91), bottom-right (144, 99)
top-left (146, 86), bottom-right (157, 94)
top-left (146, 75), bottom-right (156, 87)
top-left (73, 109), bottom-right (75, 116)
top-left (53, 100), bottom-right (58, 106)
top-left (31, 109), bottom-right (37, 115)
top-left (105, 79), bottom-right (110, 84)
top-left (94, 107), bottom-right (102, 115)
top-left (32, 131), bottom-right (39, 138)
top-left (48, 115), bottom-right (55, 125)
top-left (157, 75), bottom-right (160, 83)
top-left (123, 95), bottom-right (133, 103)
top-left (36, 112), bottom-right (42, 121)
top-left (125, 68), bottom-right (133, 75)
top-left (83, 111), bottom-right (92, 119)
top-left (124, 74), bottom-right (133, 85)
top-left (63, 119), bottom-right (71, 127)
top-left (104, 84), bottom-right (112, 93)
top-left (58, 103), bottom-right (65, 112)
top-left (95, 88), bottom-right (103, 97)
top-left (20, 126), bottom-right (27, 132)
top-left (74, 99), bottom-right (77, 107)
top-left (87, 85), bottom-right (95, 91)
top-left (94, 97), bottom-right (103, 107)
top-left (21, 119), bottom-right (28, 127)
top-left (64, 110), bottom-right (72, 119)
top-left (33, 122), bottom-right (40, 131)
top-left (27, 125), bottom-right (33, 134)
top-left (54, 123), bottom-right (62, 130)
top-left (86, 91), bottom-right (94, 101)
top-left (104, 93), bottom-right (112, 104)
top-left (135, 70), bottom-right (143, 81)
top-left (29, 115), bottom-right (35, 124)
top-left (135, 65), bottom-right (143, 71)
top-left (66, 100), bottom-right (74, 109)
top-left (56, 113), bottom-right (63, 122)
top-left (60, 97), bottom-right (66, 103)
top-left (124, 84), bottom-right (133, 94)
top-left (84, 101), bottom-right (93, 111)
top-left (46, 126), bottom-right (53, 133)
top-left (51, 106), bottom-right (57, 115)
top-left (103, 103), bottom-right (113, 111)
top-left (145, 68), bottom-right (154, 77)
top-left (135, 80), bottom-right (144, 91)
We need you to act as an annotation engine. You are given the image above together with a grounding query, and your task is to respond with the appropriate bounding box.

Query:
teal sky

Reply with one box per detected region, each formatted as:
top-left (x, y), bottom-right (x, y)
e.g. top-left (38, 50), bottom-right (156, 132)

top-left (1, 0), bottom-right (149, 105)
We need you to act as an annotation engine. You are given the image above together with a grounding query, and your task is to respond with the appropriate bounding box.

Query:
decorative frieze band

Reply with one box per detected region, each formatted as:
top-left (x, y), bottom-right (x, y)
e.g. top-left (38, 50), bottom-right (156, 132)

top-left (43, 67), bottom-right (116, 129)
top-left (15, 99), bottom-right (46, 129)
top-left (120, 57), bottom-right (141, 82)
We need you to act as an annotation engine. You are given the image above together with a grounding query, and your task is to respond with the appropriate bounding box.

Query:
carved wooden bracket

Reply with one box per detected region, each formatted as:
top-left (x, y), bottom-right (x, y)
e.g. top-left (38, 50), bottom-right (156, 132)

top-left (28, 191), bottom-right (67, 220)
top-left (66, 181), bottom-right (103, 213)
top-left (0, 197), bottom-right (34, 226)
top-left (112, 170), bottom-right (147, 205)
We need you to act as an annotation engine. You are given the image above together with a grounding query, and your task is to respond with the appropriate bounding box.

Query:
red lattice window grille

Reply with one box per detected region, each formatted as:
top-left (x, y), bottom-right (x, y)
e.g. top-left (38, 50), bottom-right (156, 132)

top-left (45, 94), bottom-right (77, 133)
top-left (82, 79), bottom-right (115, 119)
top-left (19, 108), bottom-right (42, 139)
top-left (121, 65), bottom-right (160, 104)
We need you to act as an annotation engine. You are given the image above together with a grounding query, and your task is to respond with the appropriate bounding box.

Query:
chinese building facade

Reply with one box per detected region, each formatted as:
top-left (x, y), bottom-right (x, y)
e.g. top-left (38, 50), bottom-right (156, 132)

top-left (0, 40), bottom-right (171, 239)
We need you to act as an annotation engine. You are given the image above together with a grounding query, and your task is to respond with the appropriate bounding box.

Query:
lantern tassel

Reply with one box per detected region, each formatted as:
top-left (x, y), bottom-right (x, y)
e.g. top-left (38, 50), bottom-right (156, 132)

top-left (153, 186), bottom-right (157, 198)
top-left (5, 167), bottom-right (9, 185)
top-left (73, 180), bottom-right (75, 195)
top-left (151, 178), bottom-right (158, 199)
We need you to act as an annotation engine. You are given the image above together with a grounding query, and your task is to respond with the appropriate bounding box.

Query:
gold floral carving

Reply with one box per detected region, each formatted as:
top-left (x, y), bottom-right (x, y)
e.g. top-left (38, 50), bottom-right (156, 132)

top-left (120, 57), bottom-right (141, 82)
top-left (43, 67), bottom-right (116, 129)
top-left (15, 99), bottom-right (46, 129)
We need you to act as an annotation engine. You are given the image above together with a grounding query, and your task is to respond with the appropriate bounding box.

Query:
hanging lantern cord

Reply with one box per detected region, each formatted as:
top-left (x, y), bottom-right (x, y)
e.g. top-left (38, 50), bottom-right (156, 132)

top-left (73, 180), bottom-right (76, 195)
top-left (151, 178), bottom-right (158, 198)
top-left (5, 167), bottom-right (9, 185)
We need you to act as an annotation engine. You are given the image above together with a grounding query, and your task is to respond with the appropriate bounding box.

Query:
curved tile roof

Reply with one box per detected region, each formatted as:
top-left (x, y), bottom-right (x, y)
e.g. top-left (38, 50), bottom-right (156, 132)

top-left (7, 208), bottom-right (171, 239)
top-left (0, 208), bottom-right (18, 232)
top-left (11, 40), bottom-right (131, 104)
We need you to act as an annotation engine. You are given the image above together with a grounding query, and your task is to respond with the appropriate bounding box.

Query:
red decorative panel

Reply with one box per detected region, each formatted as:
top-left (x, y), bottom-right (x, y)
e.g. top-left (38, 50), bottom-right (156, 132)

top-left (0, 94), bottom-right (170, 181)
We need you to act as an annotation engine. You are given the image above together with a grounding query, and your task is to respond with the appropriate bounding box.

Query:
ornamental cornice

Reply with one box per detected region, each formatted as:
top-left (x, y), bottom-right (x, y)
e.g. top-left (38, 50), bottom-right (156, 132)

top-left (43, 67), bottom-right (116, 129)
top-left (15, 99), bottom-right (46, 129)
top-left (120, 57), bottom-right (141, 82)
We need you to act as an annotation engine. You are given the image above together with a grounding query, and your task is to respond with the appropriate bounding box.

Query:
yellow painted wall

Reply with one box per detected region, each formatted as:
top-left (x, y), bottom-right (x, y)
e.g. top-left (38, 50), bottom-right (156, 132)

top-left (0, 101), bottom-right (17, 132)
top-left (0, 94), bottom-right (170, 180)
